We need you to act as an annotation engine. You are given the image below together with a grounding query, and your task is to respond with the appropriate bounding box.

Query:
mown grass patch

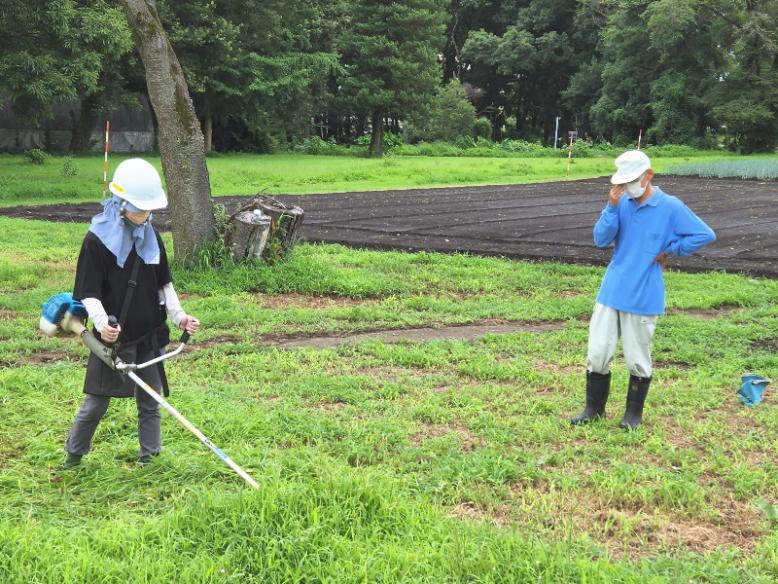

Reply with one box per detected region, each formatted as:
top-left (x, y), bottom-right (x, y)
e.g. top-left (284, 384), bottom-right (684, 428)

top-left (0, 216), bottom-right (776, 582)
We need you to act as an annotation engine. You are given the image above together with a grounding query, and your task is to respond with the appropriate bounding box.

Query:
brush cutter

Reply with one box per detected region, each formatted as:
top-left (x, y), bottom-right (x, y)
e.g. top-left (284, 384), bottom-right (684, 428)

top-left (40, 293), bottom-right (259, 489)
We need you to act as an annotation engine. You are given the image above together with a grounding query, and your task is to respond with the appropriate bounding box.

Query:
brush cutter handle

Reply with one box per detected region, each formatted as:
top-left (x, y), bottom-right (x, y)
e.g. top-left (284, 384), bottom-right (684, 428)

top-left (100, 315), bottom-right (120, 347)
top-left (180, 330), bottom-right (191, 344)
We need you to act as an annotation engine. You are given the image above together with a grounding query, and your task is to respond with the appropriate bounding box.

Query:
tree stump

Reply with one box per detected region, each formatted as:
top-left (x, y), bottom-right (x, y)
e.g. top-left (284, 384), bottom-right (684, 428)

top-left (224, 196), bottom-right (304, 263)
top-left (224, 210), bottom-right (272, 262)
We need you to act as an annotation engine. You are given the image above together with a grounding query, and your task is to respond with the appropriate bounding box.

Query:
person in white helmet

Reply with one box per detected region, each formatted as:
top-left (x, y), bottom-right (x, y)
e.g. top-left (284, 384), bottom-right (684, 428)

top-left (63, 158), bottom-right (200, 467)
top-left (570, 150), bottom-right (716, 430)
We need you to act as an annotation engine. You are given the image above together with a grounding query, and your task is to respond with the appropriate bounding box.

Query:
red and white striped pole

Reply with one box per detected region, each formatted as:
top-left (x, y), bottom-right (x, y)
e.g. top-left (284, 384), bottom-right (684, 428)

top-left (102, 121), bottom-right (111, 196)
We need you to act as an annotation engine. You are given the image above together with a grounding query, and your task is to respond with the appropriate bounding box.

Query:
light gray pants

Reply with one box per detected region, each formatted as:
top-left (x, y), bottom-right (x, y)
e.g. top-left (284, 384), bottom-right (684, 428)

top-left (65, 384), bottom-right (161, 458)
top-left (586, 303), bottom-right (657, 378)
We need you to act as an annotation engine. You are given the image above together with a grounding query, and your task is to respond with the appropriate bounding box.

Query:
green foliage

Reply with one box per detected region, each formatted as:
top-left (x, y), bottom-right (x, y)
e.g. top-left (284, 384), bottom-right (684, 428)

top-left (24, 149), bottom-right (50, 165)
top-left (337, 0), bottom-right (448, 155)
top-left (294, 136), bottom-right (355, 156)
top-left (668, 158), bottom-right (778, 180)
top-left (404, 80), bottom-right (477, 143)
top-left (461, 1), bottom-right (579, 143)
top-left (0, 0), bottom-right (133, 123)
top-left (472, 117), bottom-right (493, 140)
top-left (3, 1), bottom-right (778, 154)
top-left (157, 0), bottom-right (342, 152)
top-left (706, 0), bottom-right (778, 153)
top-left (757, 500), bottom-right (778, 527)
top-left (353, 132), bottom-right (404, 153)
top-left (59, 157), bottom-right (77, 177)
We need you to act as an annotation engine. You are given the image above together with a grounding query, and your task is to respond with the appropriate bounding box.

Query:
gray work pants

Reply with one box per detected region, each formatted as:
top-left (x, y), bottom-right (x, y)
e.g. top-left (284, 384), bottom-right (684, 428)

top-left (586, 303), bottom-right (658, 378)
top-left (65, 356), bottom-right (162, 458)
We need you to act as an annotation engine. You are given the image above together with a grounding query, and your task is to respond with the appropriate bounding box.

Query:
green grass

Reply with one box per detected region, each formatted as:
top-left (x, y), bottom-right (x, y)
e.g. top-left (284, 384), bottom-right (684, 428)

top-left (1, 216), bottom-right (777, 582)
top-left (0, 153), bottom-right (751, 208)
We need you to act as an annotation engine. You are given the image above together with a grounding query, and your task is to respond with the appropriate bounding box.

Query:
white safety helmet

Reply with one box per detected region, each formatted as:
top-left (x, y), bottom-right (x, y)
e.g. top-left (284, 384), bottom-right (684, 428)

top-left (610, 150), bottom-right (651, 185)
top-left (109, 158), bottom-right (168, 210)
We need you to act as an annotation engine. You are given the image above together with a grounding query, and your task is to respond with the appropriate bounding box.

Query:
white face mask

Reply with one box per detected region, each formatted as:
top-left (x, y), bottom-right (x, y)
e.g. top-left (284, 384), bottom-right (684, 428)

top-left (624, 175), bottom-right (646, 198)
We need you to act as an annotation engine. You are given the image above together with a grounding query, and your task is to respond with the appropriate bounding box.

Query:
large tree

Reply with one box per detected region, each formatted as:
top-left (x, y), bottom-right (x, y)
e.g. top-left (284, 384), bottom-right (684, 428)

top-left (156, 0), bottom-right (340, 152)
top-left (461, 0), bottom-right (579, 143)
top-left (121, 0), bottom-right (215, 265)
top-left (589, 0), bottom-right (724, 145)
top-left (337, 0), bottom-right (448, 156)
top-left (706, 0), bottom-right (778, 152)
top-left (0, 0), bottom-right (134, 149)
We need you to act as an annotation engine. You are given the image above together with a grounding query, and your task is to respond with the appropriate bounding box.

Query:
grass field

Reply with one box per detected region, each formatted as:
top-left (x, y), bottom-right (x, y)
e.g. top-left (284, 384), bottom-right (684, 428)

top-left (1, 216), bottom-right (777, 582)
top-left (0, 152), bottom-right (750, 208)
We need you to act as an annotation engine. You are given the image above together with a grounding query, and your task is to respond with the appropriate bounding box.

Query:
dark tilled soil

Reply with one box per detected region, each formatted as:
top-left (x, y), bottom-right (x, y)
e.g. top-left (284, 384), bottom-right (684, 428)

top-left (3, 176), bottom-right (777, 276)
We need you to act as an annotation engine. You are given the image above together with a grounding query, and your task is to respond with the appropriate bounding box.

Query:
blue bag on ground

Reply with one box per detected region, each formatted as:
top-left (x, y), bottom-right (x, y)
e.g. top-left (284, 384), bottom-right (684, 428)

top-left (738, 374), bottom-right (771, 407)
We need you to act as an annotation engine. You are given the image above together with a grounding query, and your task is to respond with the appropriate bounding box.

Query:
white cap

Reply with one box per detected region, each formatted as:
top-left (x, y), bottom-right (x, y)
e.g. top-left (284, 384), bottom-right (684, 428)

top-left (109, 158), bottom-right (168, 210)
top-left (610, 150), bottom-right (651, 185)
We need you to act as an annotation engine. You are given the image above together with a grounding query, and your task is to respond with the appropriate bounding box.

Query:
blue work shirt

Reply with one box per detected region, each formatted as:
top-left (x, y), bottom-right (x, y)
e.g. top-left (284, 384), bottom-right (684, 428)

top-left (594, 186), bottom-right (716, 315)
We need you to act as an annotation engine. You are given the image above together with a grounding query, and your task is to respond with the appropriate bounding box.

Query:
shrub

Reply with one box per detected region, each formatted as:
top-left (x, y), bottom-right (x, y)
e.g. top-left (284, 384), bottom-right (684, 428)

top-left (25, 148), bottom-right (50, 165)
top-left (60, 157), bottom-right (78, 177)
top-left (294, 136), bottom-right (355, 156)
top-left (642, 144), bottom-right (708, 158)
top-left (472, 117), bottom-right (492, 139)
top-left (404, 80), bottom-right (477, 143)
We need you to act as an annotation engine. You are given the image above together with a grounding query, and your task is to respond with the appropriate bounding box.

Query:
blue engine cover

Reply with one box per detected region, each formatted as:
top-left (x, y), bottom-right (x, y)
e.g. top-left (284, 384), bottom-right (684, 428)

top-left (41, 292), bottom-right (87, 325)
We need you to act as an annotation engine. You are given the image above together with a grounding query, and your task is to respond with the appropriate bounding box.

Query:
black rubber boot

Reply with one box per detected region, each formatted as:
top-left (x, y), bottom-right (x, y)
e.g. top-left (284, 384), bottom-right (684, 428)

top-left (619, 375), bottom-right (651, 430)
top-left (138, 453), bottom-right (159, 465)
top-left (570, 371), bottom-right (611, 425)
top-left (61, 452), bottom-right (82, 469)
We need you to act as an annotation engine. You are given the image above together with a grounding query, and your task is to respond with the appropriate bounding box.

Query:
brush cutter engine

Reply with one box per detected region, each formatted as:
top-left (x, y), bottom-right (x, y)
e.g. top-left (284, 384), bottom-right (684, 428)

top-left (40, 293), bottom-right (87, 337)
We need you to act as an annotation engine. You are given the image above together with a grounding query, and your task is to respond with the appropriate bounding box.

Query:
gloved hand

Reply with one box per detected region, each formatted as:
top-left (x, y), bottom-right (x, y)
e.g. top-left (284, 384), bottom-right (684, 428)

top-left (179, 315), bottom-right (200, 334)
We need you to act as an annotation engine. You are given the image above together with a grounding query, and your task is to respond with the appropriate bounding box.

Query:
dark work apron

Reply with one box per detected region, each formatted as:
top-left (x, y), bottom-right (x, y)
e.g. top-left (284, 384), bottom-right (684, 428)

top-left (83, 322), bottom-right (171, 398)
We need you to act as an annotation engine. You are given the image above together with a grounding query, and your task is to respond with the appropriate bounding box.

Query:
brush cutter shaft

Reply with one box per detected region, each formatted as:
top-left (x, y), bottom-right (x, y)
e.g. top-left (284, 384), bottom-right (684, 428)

top-left (126, 370), bottom-right (259, 490)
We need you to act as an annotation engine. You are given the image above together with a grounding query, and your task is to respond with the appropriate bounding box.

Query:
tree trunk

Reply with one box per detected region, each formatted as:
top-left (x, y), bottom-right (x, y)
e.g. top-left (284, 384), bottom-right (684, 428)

top-left (70, 95), bottom-right (99, 152)
top-left (369, 107), bottom-right (384, 156)
top-left (121, 0), bottom-right (215, 265)
top-left (203, 114), bottom-right (213, 153)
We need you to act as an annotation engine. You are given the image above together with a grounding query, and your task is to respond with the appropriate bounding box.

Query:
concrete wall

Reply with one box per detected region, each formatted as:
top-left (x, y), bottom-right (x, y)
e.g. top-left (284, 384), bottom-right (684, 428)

top-left (0, 98), bottom-right (155, 153)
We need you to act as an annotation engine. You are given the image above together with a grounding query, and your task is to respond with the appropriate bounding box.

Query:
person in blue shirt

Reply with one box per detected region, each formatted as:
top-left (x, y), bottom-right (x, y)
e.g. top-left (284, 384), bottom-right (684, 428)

top-left (570, 150), bottom-right (716, 429)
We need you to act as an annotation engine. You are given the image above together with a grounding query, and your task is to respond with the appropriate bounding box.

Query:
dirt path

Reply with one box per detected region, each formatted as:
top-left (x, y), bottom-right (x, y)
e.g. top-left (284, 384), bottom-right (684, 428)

top-left (262, 320), bottom-right (566, 350)
top-left (3, 176), bottom-right (776, 276)
top-left (14, 306), bottom-right (741, 365)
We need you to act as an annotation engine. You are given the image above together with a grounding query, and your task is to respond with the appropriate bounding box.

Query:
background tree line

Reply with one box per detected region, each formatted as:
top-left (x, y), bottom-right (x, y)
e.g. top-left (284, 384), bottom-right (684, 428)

top-left (2, 0), bottom-right (777, 156)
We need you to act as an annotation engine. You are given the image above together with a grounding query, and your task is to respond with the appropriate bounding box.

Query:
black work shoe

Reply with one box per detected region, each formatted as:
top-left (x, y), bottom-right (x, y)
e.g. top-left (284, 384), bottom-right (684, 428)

top-left (570, 371), bottom-right (611, 425)
top-left (61, 453), bottom-right (82, 469)
top-left (619, 375), bottom-right (651, 430)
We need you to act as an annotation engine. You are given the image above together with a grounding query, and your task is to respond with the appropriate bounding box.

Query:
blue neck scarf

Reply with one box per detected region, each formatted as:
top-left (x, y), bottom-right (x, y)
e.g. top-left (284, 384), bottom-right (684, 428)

top-left (89, 196), bottom-right (160, 268)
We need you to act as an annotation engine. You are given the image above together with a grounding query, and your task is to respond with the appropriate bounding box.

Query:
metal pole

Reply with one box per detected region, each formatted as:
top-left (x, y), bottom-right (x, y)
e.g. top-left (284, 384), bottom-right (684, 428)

top-left (637, 128), bottom-right (642, 150)
top-left (126, 370), bottom-right (260, 490)
top-left (102, 121), bottom-right (110, 196)
top-left (554, 116), bottom-right (560, 149)
top-left (566, 135), bottom-right (573, 176)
